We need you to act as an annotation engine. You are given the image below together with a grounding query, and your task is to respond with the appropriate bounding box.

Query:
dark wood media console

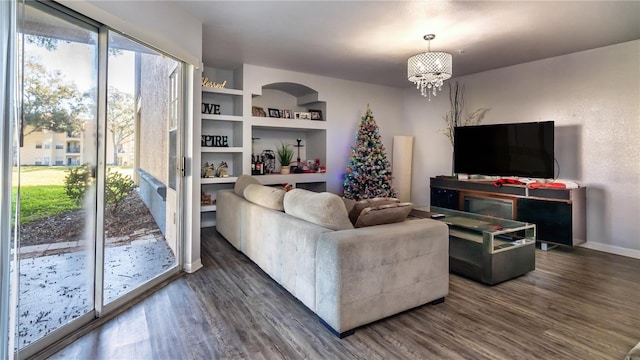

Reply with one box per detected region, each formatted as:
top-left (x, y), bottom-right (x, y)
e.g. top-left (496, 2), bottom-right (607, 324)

top-left (430, 177), bottom-right (586, 248)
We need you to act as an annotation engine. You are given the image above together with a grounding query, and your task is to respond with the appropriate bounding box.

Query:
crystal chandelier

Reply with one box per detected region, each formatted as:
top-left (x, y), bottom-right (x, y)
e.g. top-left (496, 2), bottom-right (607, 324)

top-left (407, 34), bottom-right (452, 100)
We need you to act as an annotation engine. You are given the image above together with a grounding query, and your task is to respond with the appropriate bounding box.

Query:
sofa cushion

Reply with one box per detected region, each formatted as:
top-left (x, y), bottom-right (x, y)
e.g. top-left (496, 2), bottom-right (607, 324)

top-left (354, 202), bottom-right (413, 228)
top-left (243, 184), bottom-right (285, 211)
top-left (284, 189), bottom-right (354, 231)
top-left (234, 174), bottom-right (260, 197)
top-left (348, 197), bottom-right (400, 225)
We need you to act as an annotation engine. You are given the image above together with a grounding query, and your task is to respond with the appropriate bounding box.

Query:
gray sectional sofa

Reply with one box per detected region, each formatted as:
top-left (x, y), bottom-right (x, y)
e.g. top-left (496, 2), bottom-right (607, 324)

top-left (216, 178), bottom-right (449, 337)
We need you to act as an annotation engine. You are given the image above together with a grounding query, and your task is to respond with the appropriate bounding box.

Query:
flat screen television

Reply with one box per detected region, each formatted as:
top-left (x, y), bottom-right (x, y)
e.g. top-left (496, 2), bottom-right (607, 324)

top-left (453, 121), bottom-right (555, 178)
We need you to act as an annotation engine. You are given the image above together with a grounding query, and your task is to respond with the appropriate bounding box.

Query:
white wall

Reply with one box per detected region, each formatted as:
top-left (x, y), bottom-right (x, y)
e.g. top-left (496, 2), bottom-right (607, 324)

top-left (404, 40), bottom-right (640, 256)
top-left (244, 65), bottom-right (405, 195)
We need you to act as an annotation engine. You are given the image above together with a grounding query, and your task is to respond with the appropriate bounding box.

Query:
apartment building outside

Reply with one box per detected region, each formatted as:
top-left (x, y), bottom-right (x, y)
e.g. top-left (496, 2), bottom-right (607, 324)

top-left (20, 122), bottom-right (134, 166)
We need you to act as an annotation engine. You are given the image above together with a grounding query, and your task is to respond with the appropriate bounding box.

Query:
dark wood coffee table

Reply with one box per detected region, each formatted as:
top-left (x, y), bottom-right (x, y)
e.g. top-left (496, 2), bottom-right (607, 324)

top-left (412, 206), bottom-right (536, 285)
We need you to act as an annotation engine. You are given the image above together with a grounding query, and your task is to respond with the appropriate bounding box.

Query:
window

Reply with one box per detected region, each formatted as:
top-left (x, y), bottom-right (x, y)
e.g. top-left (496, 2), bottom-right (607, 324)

top-left (168, 66), bottom-right (180, 190)
top-left (55, 144), bottom-right (63, 150)
top-left (43, 157), bottom-right (50, 165)
top-left (55, 160), bottom-right (64, 165)
top-left (44, 143), bottom-right (51, 149)
top-left (35, 143), bottom-right (42, 149)
top-left (169, 68), bottom-right (179, 131)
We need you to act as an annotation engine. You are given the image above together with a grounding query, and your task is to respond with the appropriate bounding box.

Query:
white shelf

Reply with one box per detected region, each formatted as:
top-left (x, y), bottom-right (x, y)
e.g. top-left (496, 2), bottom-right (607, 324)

top-left (201, 205), bottom-right (217, 212)
top-left (202, 114), bottom-right (243, 122)
top-left (201, 176), bottom-right (238, 184)
top-left (201, 147), bottom-right (243, 153)
top-left (202, 87), bottom-right (243, 96)
top-left (251, 116), bottom-right (327, 130)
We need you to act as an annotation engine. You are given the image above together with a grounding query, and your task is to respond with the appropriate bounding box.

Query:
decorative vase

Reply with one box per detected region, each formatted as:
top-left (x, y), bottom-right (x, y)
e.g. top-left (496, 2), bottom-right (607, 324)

top-left (280, 165), bottom-right (290, 175)
top-left (452, 151), bottom-right (455, 177)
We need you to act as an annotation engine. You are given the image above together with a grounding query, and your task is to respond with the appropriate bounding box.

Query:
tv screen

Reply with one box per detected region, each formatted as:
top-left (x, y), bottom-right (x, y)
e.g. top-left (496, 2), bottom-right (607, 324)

top-left (453, 121), bottom-right (555, 178)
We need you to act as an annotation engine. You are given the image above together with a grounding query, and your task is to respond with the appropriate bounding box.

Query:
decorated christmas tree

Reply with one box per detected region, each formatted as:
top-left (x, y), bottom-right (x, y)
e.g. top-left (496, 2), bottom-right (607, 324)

top-left (343, 106), bottom-right (396, 200)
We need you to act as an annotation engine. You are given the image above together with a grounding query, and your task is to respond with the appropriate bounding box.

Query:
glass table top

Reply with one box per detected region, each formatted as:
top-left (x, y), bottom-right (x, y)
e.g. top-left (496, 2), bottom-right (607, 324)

top-left (429, 206), bottom-right (532, 234)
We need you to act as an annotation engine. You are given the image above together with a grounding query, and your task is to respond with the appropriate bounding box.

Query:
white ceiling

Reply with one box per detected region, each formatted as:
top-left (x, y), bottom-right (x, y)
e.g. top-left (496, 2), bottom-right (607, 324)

top-left (176, 1), bottom-right (640, 88)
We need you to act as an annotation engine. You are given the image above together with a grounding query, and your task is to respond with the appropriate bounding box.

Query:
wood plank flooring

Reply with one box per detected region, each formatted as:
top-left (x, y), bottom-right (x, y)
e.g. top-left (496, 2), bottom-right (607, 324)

top-left (50, 228), bottom-right (640, 359)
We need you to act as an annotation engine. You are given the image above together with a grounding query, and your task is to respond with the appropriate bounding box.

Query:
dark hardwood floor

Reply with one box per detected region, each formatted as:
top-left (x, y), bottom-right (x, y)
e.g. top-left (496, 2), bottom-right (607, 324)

top-left (50, 228), bottom-right (640, 359)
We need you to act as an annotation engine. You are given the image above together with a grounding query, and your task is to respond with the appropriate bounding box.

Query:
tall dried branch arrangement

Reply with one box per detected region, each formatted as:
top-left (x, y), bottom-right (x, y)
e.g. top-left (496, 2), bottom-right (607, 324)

top-left (441, 82), bottom-right (486, 145)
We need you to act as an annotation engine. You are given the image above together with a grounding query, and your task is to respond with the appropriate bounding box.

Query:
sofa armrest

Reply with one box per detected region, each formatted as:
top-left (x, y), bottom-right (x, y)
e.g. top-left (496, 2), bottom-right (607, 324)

top-left (315, 218), bottom-right (449, 334)
top-left (216, 189), bottom-right (244, 250)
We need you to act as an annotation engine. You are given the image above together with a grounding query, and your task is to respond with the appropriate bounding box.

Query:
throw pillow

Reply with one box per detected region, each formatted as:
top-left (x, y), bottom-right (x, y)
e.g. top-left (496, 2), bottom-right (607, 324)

top-left (348, 197), bottom-right (400, 225)
top-left (342, 197), bottom-right (356, 214)
top-left (283, 189), bottom-right (354, 231)
top-left (234, 174), bottom-right (260, 197)
top-left (354, 202), bottom-right (413, 228)
top-left (243, 184), bottom-right (285, 211)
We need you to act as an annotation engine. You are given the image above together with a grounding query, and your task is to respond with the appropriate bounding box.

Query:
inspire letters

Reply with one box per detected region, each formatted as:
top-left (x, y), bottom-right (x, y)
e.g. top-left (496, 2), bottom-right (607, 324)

top-left (201, 135), bottom-right (229, 147)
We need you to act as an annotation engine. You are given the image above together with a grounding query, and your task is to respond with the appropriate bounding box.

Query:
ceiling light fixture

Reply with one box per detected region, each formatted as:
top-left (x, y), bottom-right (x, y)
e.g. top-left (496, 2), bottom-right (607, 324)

top-left (407, 34), bottom-right (452, 101)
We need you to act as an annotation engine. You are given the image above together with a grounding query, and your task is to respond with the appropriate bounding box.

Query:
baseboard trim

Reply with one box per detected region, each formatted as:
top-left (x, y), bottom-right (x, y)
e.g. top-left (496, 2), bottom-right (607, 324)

top-left (184, 258), bottom-right (203, 273)
top-left (578, 242), bottom-right (640, 259)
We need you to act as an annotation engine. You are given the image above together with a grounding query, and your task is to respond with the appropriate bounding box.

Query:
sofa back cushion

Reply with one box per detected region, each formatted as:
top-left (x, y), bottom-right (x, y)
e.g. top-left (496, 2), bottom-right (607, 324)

top-left (284, 189), bottom-right (354, 231)
top-left (243, 184), bottom-right (286, 211)
top-left (234, 174), bottom-right (261, 197)
top-left (348, 197), bottom-right (400, 225)
top-left (354, 202), bottom-right (413, 228)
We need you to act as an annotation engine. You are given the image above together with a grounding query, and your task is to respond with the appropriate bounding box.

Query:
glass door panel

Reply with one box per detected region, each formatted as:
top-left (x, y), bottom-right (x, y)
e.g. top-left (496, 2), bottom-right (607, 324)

top-left (16, 1), bottom-right (98, 350)
top-left (103, 31), bottom-right (180, 305)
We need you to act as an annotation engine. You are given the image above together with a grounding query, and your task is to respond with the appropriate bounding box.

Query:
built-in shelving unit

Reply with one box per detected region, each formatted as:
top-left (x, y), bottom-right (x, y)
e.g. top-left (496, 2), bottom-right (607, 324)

top-left (199, 69), bottom-right (329, 227)
top-left (199, 66), bottom-right (244, 227)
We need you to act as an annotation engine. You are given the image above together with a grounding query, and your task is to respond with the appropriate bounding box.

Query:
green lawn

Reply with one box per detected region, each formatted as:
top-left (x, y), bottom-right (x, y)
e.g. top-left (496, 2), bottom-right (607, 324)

top-left (12, 165), bottom-right (135, 224)
top-left (14, 185), bottom-right (80, 224)
top-left (13, 166), bottom-right (134, 186)
top-left (12, 166), bottom-right (70, 186)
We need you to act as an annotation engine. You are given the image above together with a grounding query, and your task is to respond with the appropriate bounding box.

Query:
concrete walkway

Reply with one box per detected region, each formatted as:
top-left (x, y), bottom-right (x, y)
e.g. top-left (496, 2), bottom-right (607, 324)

top-left (19, 228), bottom-right (165, 259)
top-left (15, 236), bottom-right (175, 350)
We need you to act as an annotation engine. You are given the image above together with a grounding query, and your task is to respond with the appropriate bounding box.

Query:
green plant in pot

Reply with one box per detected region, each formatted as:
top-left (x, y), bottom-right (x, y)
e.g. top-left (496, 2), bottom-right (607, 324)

top-left (276, 142), bottom-right (294, 174)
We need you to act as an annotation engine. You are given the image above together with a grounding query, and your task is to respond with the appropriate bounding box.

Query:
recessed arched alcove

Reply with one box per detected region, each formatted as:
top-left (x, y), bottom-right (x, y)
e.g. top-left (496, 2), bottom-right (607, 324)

top-left (263, 82), bottom-right (317, 98)
top-left (250, 82), bottom-right (327, 190)
top-left (252, 82), bottom-right (326, 120)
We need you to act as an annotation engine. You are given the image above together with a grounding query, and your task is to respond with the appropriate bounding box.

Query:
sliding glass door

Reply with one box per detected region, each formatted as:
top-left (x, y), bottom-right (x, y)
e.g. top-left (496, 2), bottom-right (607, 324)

top-left (12, 1), bottom-right (183, 356)
top-left (16, 1), bottom-right (99, 351)
top-left (101, 30), bottom-right (181, 308)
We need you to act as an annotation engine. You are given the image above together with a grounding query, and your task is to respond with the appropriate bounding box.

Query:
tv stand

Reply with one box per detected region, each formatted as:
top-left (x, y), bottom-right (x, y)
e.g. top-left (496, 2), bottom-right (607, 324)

top-left (430, 177), bottom-right (586, 247)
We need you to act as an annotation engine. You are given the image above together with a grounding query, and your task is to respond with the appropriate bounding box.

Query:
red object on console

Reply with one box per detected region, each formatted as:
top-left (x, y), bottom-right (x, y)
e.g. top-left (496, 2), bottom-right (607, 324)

top-left (527, 182), bottom-right (567, 189)
top-left (493, 178), bottom-right (525, 187)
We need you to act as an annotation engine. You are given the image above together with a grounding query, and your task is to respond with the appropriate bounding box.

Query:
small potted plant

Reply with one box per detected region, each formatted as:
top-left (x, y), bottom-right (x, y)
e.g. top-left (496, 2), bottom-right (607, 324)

top-left (276, 142), bottom-right (294, 174)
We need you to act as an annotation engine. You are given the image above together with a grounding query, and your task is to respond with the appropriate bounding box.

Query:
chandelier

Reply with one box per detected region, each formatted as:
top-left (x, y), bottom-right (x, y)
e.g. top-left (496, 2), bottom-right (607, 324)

top-left (407, 34), bottom-right (452, 100)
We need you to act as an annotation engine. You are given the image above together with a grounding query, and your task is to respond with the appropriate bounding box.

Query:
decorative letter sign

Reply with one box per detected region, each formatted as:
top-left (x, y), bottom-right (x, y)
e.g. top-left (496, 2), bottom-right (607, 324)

top-left (201, 77), bottom-right (227, 89)
top-left (202, 102), bottom-right (221, 115)
top-left (201, 135), bottom-right (229, 147)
